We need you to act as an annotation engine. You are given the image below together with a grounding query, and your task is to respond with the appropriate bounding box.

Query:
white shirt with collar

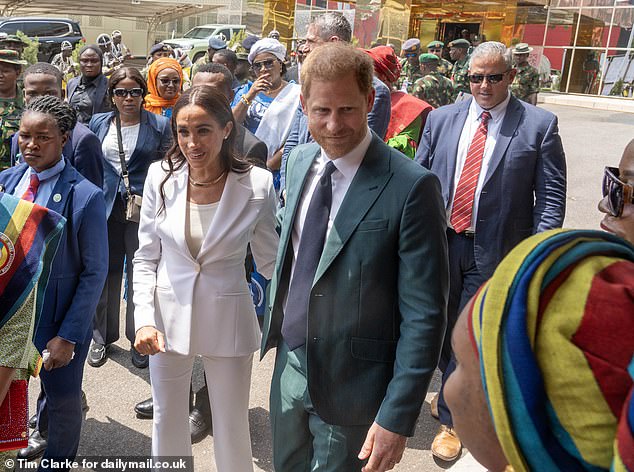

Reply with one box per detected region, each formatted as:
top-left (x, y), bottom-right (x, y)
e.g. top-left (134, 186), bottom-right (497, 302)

top-left (288, 127), bottom-right (372, 287)
top-left (449, 93), bottom-right (511, 231)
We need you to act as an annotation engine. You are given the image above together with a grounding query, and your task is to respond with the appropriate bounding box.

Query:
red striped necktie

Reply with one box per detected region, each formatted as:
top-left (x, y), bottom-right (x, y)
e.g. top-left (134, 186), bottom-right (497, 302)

top-left (21, 173), bottom-right (40, 203)
top-left (450, 110), bottom-right (492, 234)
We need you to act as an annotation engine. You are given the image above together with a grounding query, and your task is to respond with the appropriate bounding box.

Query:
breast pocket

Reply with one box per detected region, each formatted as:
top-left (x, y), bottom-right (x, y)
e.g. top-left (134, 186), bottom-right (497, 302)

top-left (357, 219), bottom-right (389, 232)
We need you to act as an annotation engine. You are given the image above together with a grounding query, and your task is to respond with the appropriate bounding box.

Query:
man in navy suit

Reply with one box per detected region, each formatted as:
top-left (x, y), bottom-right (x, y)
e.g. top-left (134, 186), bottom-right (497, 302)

top-left (10, 63), bottom-right (104, 188)
top-left (280, 12), bottom-right (391, 195)
top-left (0, 96), bottom-right (108, 470)
top-left (414, 41), bottom-right (566, 461)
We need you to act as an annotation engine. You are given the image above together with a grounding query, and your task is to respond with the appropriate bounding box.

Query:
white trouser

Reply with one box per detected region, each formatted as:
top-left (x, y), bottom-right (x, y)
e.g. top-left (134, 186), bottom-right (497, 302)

top-left (149, 350), bottom-right (254, 472)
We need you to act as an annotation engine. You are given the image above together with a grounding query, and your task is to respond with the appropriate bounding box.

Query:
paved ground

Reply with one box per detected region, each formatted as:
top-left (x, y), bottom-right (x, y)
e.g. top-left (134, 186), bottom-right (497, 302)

top-left (25, 103), bottom-right (634, 471)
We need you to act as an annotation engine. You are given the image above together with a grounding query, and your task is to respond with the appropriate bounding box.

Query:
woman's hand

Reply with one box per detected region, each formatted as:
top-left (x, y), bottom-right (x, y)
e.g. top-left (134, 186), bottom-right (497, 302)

top-left (134, 326), bottom-right (165, 356)
top-left (247, 75), bottom-right (272, 100)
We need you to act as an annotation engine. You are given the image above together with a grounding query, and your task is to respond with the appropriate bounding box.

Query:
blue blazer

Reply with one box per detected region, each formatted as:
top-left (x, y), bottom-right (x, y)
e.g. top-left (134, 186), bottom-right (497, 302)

top-left (11, 122), bottom-right (105, 188)
top-left (89, 109), bottom-right (171, 217)
top-left (66, 74), bottom-right (111, 120)
top-left (415, 95), bottom-right (567, 279)
top-left (0, 162), bottom-right (108, 344)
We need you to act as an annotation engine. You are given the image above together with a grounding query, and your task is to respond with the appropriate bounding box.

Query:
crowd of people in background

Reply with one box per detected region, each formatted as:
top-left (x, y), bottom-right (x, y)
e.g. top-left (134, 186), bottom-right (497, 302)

top-left (0, 11), bottom-right (632, 472)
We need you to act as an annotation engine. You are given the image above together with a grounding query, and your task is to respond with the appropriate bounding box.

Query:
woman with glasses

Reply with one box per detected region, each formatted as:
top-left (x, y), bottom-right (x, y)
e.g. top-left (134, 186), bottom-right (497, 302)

top-left (233, 38), bottom-right (300, 191)
top-left (87, 67), bottom-right (172, 369)
top-left (599, 139), bottom-right (634, 244)
top-left (144, 57), bottom-right (184, 118)
top-left (67, 45), bottom-right (112, 124)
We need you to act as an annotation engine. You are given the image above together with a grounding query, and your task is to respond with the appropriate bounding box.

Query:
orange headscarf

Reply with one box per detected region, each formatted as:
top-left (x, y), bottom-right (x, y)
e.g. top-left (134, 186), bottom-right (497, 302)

top-left (144, 57), bottom-right (183, 115)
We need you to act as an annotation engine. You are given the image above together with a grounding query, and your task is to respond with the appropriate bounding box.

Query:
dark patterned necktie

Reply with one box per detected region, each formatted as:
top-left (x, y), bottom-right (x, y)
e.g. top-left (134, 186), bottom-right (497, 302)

top-left (282, 161), bottom-right (337, 350)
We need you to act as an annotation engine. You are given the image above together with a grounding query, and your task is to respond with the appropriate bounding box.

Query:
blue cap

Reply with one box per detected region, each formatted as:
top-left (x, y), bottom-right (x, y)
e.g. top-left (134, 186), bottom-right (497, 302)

top-left (208, 36), bottom-right (227, 50)
top-left (241, 35), bottom-right (260, 52)
top-left (402, 38), bottom-right (420, 52)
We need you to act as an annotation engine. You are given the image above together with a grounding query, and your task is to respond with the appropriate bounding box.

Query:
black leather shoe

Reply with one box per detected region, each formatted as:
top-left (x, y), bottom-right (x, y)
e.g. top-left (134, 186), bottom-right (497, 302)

top-left (131, 346), bottom-right (148, 369)
top-left (28, 413), bottom-right (37, 429)
top-left (135, 397), bottom-right (153, 418)
top-left (88, 342), bottom-right (107, 367)
top-left (17, 430), bottom-right (47, 460)
top-left (189, 408), bottom-right (211, 443)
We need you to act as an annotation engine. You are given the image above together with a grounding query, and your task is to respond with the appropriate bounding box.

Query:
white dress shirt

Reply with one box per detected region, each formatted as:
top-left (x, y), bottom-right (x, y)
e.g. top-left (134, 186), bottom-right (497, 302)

top-left (287, 128), bottom-right (372, 294)
top-left (448, 93), bottom-right (511, 231)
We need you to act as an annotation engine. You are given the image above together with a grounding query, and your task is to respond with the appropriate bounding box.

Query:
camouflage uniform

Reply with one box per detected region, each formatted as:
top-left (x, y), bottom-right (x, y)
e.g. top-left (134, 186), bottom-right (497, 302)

top-left (398, 61), bottom-right (423, 94)
top-left (412, 71), bottom-right (455, 109)
top-left (0, 89), bottom-right (24, 170)
top-left (192, 52), bottom-right (212, 78)
top-left (438, 57), bottom-right (453, 78)
top-left (451, 56), bottom-right (470, 95)
top-left (511, 62), bottom-right (540, 102)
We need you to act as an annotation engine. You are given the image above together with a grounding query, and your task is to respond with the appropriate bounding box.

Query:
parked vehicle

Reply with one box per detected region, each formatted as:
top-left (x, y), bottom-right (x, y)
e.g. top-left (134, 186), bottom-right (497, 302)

top-left (0, 17), bottom-right (84, 62)
top-left (164, 24), bottom-right (245, 63)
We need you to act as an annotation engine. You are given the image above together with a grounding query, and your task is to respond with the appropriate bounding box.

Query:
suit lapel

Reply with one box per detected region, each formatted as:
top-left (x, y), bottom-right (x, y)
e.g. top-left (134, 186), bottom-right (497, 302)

top-left (169, 167), bottom-right (193, 260)
top-left (483, 96), bottom-right (523, 187)
top-left (197, 171), bottom-right (251, 259)
top-left (444, 101), bottom-right (470, 202)
top-left (314, 136), bottom-right (392, 282)
top-left (279, 145), bottom-right (320, 256)
top-left (128, 111), bottom-right (150, 168)
top-left (47, 164), bottom-right (77, 215)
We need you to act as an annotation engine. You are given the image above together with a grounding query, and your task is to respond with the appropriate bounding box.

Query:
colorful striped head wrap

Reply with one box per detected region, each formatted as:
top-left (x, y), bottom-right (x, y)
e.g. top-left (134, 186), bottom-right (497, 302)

top-left (468, 229), bottom-right (634, 472)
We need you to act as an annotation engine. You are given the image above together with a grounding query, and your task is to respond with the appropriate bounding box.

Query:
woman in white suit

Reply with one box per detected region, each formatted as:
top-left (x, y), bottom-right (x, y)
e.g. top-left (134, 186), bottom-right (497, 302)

top-left (133, 86), bottom-right (279, 471)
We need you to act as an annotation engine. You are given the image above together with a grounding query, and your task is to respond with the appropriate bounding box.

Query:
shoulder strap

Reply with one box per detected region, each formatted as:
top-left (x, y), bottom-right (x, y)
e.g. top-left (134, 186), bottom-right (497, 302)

top-left (115, 112), bottom-right (132, 198)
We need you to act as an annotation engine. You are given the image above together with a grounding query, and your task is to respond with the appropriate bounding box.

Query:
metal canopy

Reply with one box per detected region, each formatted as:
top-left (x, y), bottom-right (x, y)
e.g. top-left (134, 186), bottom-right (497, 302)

top-left (0, 0), bottom-right (219, 26)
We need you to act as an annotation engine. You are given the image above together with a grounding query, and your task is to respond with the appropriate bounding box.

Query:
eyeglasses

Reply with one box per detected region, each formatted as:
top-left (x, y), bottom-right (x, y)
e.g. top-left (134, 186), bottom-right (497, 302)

top-left (404, 52), bottom-right (417, 58)
top-left (158, 78), bottom-right (181, 86)
top-left (112, 87), bottom-right (144, 98)
top-left (468, 70), bottom-right (511, 84)
top-left (602, 166), bottom-right (634, 217)
top-left (251, 59), bottom-right (277, 71)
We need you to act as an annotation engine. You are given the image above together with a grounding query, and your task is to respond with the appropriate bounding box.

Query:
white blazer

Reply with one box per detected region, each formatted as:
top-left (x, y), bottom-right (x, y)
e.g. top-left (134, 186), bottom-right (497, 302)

top-left (133, 161), bottom-right (279, 357)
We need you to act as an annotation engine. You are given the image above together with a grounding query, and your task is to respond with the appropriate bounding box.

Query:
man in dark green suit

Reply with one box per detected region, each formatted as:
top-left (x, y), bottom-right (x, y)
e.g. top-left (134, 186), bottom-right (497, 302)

top-left (261, 43), bottom-right (449, 471)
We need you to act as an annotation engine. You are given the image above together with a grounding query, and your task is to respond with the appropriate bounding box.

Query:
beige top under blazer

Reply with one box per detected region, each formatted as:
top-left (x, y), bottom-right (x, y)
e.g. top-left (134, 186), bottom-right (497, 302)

top-left (133, 161), bottom-right (279, 357)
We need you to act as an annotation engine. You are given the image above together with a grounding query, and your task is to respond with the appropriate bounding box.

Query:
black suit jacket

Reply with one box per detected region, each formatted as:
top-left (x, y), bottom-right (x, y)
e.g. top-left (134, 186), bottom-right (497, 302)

top-left (235, 124), bottom-right (268, 169)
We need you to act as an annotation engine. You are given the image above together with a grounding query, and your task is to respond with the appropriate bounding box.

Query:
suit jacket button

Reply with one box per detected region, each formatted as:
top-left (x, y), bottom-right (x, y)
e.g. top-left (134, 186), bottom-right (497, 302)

top-left (313, 337), bottom-right (320, 342)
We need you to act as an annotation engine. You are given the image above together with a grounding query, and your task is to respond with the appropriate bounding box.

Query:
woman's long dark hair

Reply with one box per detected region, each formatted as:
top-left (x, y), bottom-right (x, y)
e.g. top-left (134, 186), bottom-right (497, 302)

top-left (158, 85), bottom-right (251, 214)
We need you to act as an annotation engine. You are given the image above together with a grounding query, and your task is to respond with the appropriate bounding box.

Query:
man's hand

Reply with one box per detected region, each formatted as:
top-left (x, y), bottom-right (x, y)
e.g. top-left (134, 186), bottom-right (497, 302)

top-left (134, 326), bottom-right (165, 356)
top-left (358, 422), bottom-right (407, 471)
top-left (43, 336), bottom-right (75, 371)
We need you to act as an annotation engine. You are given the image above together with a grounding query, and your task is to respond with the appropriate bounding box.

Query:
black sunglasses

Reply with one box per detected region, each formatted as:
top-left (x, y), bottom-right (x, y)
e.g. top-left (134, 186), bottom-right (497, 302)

top-left (112, 87), bottom-right (144, 98)
top-left (468, 71), bottom-right (510, 84)
top-left (251, 59), bottom-right (277, 71)
top-left (602, 166), bottom-right (634, 217)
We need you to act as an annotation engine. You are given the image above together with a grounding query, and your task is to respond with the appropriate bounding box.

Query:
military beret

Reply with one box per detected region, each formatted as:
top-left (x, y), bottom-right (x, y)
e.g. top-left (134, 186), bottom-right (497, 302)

top-left (0, 49), bottom-right (26, 65)
top-left (149, 42), bottom-right (171, 56)
top-left (449, 38), bottom-right (471, 48)
top-left (419, 53), bottom-right (440, 63)
top-left (208, 36), bottom-right (227, 50)
top-left (241, 35), bottom-right (260, 52)
top-left (426, 40), bottom-right (444, 49)
top-left (402, 38), bottom-right (421, 52)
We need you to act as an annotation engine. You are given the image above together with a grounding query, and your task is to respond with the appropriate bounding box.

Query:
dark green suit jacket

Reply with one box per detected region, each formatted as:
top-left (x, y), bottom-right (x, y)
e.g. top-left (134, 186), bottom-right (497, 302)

top-left (261, 134), bottom-right (449, 436)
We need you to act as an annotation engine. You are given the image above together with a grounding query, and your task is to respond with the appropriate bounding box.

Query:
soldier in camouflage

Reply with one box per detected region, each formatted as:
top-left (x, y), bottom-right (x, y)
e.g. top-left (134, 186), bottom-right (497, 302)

top-left (0, 34), bottom-right (27, 58)
top-left (449, 39), bottom-right (471, 95)
top-left (191, 36), bottom-right (228, 78)
top-left (412, 53), bottom-right (455, 108)
top-left (397, 38), bottom-right (423, 93)
top-left (511, 43), bottom-right (539, 105)
top-left (427, 40), bottom-right (452, 78)
top-left (0, 49), bottom-right (26, 170)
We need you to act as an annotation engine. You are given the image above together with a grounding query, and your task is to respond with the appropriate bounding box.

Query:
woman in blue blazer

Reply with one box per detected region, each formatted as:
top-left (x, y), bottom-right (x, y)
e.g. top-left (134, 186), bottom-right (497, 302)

top-left (88, 67), bottom-right (171, 369)
top-left (0, 95), bottom-right (108, 469)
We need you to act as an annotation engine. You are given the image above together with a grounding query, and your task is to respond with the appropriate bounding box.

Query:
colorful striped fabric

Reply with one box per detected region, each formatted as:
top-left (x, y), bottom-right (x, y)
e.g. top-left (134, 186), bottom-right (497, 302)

top-left (0, 192), bottom-right (65, 332)
top-left (468, 229), bottom-right (634, 472)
